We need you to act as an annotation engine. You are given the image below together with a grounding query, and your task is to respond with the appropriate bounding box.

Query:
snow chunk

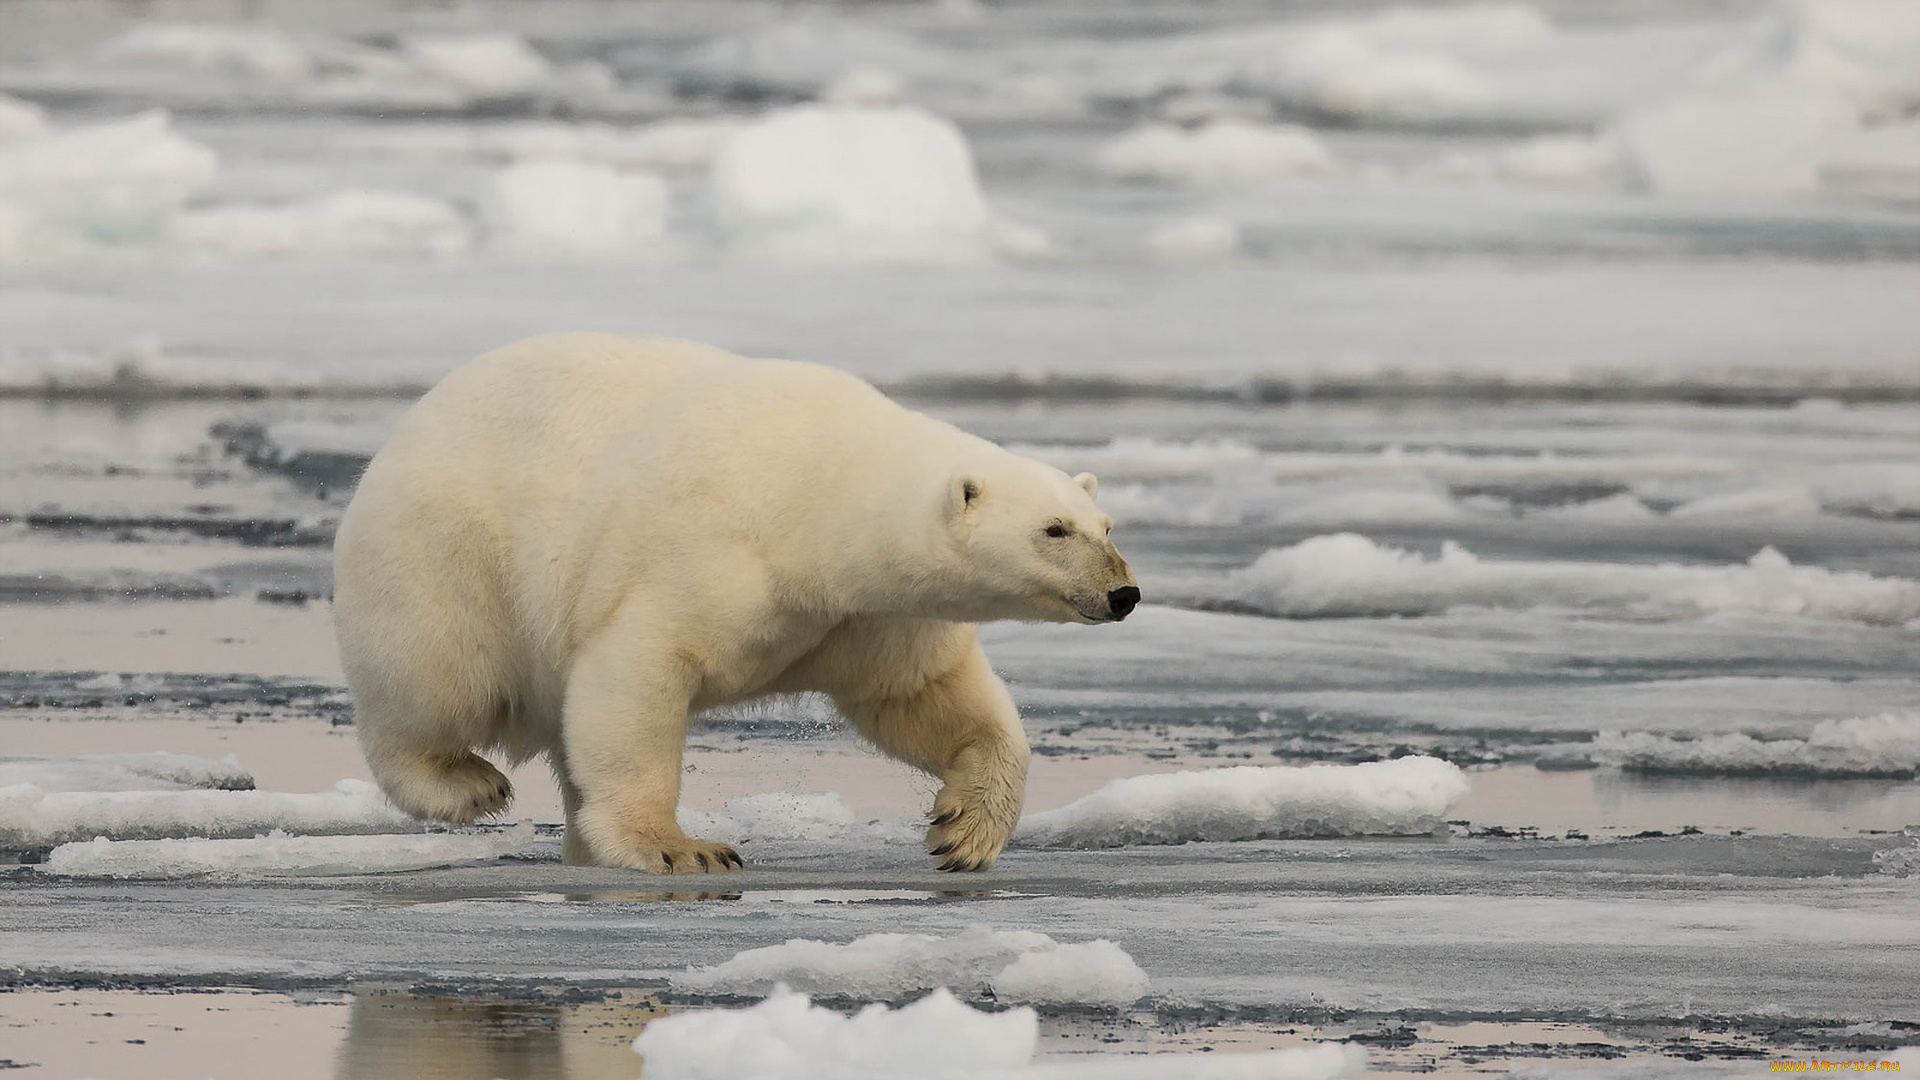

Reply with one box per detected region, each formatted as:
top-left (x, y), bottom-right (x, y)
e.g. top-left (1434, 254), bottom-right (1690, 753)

top-left (174, 189), bottom-right (474, 258)
top-left (94, 23), bottom-right (312, 83)
top-left (1205, 534), bottom-right (1920, 623)
top-left (0, 111), bottom-right (217, 252)
top-left (0, 779), bottom-right (416, 847)
top-left (711, 104), bottom-right (990, 261)
top-left (1015, 757), bottom-right (1468, 849)
top-left (37, 822), bottom-right (535, 879)
top-left (0, 95), bottom-right (49, 144)
top-left (634, 987), bottom-right (1368, 1080)
top-left (0, 753), bottom-right (252, 793)
top-left (1099, 121), bottom-right (1334, 185)
top-left (991, 940), bottom-right (1150, 1008)
top-left (483, 159), bottom-right (669, 254)
top-left (638, 988), bottom-right (1034, 1080)
top-left (403, 34), bottom-right (552, 100)
top-left (1594, 712), bottom-right (1920, 778)
top-left (674, 927), bottom-right (1147, 1007)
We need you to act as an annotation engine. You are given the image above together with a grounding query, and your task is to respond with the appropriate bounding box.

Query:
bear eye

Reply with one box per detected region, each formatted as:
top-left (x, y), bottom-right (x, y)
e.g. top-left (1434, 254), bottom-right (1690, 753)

top-left (1044, 523), bottom-right (1069, 539)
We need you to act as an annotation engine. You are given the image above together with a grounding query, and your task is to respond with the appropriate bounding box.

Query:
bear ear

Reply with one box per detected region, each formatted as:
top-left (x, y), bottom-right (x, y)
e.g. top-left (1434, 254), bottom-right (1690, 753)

top-left (950, 475), bottom-right (983, 520)
top-left (1074, 472), bottom-right (1099, 498)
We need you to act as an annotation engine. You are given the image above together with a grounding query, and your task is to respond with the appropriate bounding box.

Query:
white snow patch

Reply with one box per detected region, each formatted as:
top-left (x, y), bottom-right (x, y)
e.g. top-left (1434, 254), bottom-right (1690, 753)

top-left (711, 104), bottom-right (990, 261)
top-left (673, 927), bottom-right (1148, 1007)
top-left (402, 34), bottom-right (552, 100)
top-left (482, 159), bottom-right (669, 254)
top-left (1014, 757), bottom-right (1468, 849)
top-left (0, 753), bottom-right (252, 793)
top-left (1205, 534), bottom-right (1920, 623)
top-left (0, 111), bottom-right (217, 254)
top-left (0, 779), bottom-right (416, 847)
top-left (1099, 121), bottom-right (1335, 185)
top-left (174, 189), bottom-right (474, 258)
top-left (634, 987), bottom-right (1367, 1080)
top-left (1594, 712), bottom-right (1920, 778)
top-left (36, 822), bottom-right (535, 879)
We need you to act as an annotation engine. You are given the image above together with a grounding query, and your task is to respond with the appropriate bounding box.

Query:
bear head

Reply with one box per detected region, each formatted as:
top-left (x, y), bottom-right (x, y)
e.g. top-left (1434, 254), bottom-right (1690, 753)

top-left (946, 457), bottom-right (1140, 625)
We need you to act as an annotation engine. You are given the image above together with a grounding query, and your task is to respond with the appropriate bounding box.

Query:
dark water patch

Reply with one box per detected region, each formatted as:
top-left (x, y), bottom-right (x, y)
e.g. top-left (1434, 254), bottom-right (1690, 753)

top-left (888, 374), bottom-right (1920, 409)
top-left (0, 670), bottom-right (349, 719)
top-left (3, 512), bottom-right (334, 548)
top-left (212, 421), bottom-right (369, 501)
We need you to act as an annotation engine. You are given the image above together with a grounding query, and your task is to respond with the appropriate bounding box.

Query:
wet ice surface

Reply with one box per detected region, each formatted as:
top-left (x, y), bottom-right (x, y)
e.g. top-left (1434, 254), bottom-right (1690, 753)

top-left (4, 0), bottom-right (1920, 1074)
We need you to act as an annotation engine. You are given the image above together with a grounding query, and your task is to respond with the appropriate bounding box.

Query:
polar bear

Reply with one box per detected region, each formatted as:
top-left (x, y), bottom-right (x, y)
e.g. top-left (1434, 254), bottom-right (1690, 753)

top-left (332, 334), bottom-right (1139, 874)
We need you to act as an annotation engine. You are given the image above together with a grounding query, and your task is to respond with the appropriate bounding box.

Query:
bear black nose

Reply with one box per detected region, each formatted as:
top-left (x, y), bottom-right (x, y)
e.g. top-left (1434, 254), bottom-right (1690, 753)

top-left (1107, 586), bottom-right (1140, 621)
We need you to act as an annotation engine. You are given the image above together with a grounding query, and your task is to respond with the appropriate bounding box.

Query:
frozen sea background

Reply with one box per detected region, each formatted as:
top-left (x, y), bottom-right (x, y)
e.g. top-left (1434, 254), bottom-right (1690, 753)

top-left (2, 0), bottom-right (1919, 1076)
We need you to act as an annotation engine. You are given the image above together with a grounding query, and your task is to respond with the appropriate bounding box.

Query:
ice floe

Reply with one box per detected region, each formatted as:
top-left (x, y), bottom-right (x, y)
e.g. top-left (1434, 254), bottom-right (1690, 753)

top-left (482, 158), bottom-right (669, 254)
top-left (1013, 757), bottom-right (1468, 849)
top-left (36, 822), bottom-right (536, 879)
top-left (1198, 534), bottom-right (1920, 623)
top-left (634, 986), bottom-right (1367, 1079)
top-left (0, 752), bottom-right (252, 793)
top-left (1098, 121), bottom-right (1335, 185)
top-left (673, 927), bottom-right (1148, 1008)
top-left (401, 34), bottom-right (552, 101)
top-left (1593, 712), bottom-right (1920, 778)
top-left (0, 779), bottom-right (415, 848)
top-left (711, 104), bottom-right (990, 261)
top-left (173, 188), bottom-right (474, 258)
top-left (0, 111), bottom-right (216, 256)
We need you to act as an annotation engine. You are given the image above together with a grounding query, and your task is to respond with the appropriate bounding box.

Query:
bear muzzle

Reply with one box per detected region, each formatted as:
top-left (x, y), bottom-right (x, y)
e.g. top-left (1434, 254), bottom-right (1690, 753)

top-left (1107, 585), bottom-right (1141, 621)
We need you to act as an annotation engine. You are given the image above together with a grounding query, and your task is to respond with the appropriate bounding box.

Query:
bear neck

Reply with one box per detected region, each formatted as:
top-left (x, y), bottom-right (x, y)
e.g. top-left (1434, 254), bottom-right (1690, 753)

top-left (765, 419), bottom-right (1005, 623)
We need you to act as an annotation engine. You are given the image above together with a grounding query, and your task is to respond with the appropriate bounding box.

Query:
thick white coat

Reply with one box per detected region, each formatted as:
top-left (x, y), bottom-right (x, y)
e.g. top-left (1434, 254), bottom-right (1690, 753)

top-left (332, 334), bottom-right (1136, 872)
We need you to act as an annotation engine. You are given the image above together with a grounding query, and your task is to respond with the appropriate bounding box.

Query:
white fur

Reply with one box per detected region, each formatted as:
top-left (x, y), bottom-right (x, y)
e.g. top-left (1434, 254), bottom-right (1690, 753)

top-left (332, 334), bottom-right (1137, 873)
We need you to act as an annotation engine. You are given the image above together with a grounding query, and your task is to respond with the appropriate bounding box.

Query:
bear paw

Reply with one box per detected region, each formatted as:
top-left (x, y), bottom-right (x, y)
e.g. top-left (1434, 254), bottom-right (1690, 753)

top-left (925, 797), bottom-right (1014, 872)
top-left (385, 752), bottom-right (513, 825)
top-left (631, 839), bottom-right (743, 875)
top-left (581, 830), bottom-right (744, 875)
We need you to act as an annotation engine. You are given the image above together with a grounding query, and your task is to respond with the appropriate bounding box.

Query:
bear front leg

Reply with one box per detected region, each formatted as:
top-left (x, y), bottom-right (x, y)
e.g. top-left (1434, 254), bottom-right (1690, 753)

top-left (836, 632), bottom-right (1029, 871)
top-left (560, 616), bottom-right (741, 875)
